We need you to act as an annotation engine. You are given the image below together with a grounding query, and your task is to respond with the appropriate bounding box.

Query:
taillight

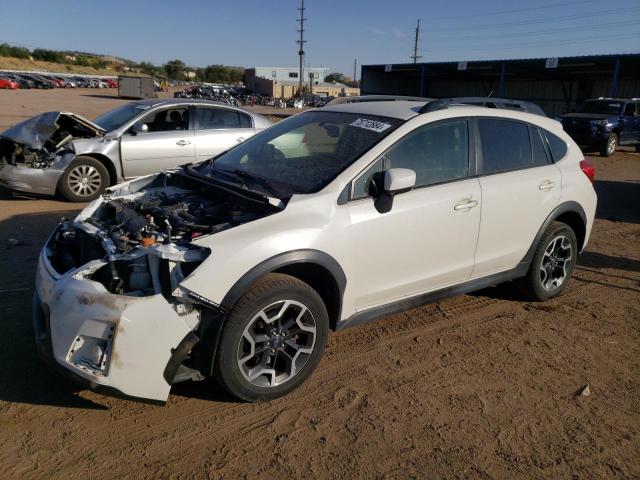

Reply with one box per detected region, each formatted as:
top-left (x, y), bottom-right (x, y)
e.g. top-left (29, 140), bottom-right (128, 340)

top-left (580, 159), bottom-right (595, 183)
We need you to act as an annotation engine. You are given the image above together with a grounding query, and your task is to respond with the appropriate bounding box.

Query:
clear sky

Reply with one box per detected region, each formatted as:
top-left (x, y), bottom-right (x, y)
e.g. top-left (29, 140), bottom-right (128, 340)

top-left (1, 0), bottom-right (638, 78)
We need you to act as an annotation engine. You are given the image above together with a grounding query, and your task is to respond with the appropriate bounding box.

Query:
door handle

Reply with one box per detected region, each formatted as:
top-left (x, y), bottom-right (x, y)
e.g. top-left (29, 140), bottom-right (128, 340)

top-left (236, 137), bottom-right (246, 143)
top-left (453, 199), bottom-right (478, 211)
top-left (176, 140), bottom-right (191, 146)
top-left (539, 180), bottom-right (556, 191)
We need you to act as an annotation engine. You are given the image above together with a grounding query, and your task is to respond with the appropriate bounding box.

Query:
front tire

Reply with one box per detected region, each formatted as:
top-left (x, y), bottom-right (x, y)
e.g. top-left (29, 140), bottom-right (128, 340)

top-left (214, 273), bottom-right (329, 402)
top-left (516, 221), bottom-right (578, 301)
top-left (600, 133), bottom-right (618, 157)
top-left (59, 156), bottom-right (109, 202)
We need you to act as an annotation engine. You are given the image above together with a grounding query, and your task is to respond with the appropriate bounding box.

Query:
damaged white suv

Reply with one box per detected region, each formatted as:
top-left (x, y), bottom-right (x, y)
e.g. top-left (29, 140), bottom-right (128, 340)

top-left (33, 98), bottom-right (597, 403)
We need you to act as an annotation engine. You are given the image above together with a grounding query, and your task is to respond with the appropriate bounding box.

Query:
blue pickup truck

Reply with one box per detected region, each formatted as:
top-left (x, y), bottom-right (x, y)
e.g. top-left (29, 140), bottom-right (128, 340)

top-left (558, 98), bottom-right (640, 156)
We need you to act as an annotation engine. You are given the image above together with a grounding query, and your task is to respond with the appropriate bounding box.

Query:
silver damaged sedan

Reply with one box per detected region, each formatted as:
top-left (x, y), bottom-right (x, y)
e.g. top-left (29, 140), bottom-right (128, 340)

top-left (0, 99), bottom-right (272, 201)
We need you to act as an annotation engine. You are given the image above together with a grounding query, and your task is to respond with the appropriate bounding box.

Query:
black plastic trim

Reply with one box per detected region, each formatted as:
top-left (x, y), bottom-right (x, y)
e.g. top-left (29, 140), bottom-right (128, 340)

top-left (163, 331), bottom-right (200, 385)
top-left (520, 200), bottom-right (587, 258)
top-left (336, 264), bottom-right (528, 331)
top-left (220, 249), bottom-right (347, 314)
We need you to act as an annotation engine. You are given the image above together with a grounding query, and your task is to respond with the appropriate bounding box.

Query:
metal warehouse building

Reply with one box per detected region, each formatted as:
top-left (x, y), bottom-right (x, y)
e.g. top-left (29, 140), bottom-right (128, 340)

top-left (361, 54), bottom-right (640, 116)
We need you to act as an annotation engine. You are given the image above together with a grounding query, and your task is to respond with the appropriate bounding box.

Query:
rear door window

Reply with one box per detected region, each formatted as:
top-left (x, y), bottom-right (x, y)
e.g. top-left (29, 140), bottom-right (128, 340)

top-left (196, 107), bottom-right (252, 130)
top-left (477, 119), bottom-right (531, 174)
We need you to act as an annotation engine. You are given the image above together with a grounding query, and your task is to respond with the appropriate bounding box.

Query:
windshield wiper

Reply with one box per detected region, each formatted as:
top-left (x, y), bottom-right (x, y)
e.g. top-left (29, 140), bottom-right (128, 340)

top-left (227, 169), bottom-right (281, 198)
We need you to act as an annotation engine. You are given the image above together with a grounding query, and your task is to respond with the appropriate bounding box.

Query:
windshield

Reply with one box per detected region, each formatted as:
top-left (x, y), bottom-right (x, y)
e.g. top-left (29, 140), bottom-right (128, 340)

top-left (93, 103), bottom-right (150, 131)
top-left (576, 101), bottom-right (622, 115)
top-left (194, 111), bottom-right (402, 197)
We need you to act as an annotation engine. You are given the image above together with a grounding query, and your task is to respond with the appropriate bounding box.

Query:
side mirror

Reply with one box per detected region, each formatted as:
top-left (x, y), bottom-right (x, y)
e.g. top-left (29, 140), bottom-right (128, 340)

top-left (384, 168), bottom-right (416, 193)
top-left (374, 168), bottom-right (416, 214)
top-left (130, 122), bottom-right (148, 135)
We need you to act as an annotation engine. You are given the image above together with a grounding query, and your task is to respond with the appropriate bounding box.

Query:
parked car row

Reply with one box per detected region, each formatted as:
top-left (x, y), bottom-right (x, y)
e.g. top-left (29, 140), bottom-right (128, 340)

top-left (0, 71), bottom-right (117, 89)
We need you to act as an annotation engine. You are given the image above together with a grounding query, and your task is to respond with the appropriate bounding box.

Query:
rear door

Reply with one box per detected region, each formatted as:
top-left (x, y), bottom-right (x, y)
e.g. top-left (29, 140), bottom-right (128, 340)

top-left (472, 118), bottom-right (562, 278)
top-left (119, 106), bottom-right (195, 177)
top-left (193, 106), bottom-right (256, 160)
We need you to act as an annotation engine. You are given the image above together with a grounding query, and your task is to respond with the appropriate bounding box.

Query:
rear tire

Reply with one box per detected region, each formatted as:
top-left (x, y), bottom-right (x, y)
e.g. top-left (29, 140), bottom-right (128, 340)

top-left (214, 273), bottom-right (329, 402)
top-left (59, 156), bottom-right (109, 202)
top-left (600, 133), bottom-right (617, 157)
top-left (516, 221), bottom-right (578, 301)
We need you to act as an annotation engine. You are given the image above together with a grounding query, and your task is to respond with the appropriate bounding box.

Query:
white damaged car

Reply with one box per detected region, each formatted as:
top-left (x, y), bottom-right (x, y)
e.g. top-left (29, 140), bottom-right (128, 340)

top-left (33, 99), bottom-right (597, 403)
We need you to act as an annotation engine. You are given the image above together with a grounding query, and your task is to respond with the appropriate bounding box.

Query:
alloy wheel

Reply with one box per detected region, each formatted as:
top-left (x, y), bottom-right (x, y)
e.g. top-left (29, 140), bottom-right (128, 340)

top-left (67, 165), bottom-right (103, 197)
top-left (237, 300), bottom-right (317, 388)
top-left (539, 235), bottom-right (573, 291)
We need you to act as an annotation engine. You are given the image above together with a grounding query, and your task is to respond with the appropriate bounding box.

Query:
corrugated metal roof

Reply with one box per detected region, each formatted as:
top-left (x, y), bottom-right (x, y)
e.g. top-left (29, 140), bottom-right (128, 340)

top-left (364, 52), bottom-right (639, 68)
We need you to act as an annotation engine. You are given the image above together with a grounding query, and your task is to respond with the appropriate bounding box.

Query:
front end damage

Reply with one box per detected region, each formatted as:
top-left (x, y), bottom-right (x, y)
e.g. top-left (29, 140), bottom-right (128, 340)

top-left (0, 112), bottom-right (104, 195)
top-left (33, 171), bottom-right (279, 402)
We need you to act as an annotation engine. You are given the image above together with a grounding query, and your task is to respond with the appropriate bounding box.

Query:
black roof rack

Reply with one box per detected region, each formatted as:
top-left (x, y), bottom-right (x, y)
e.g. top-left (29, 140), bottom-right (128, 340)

top-left (418, 97), bottom-right (546, 116)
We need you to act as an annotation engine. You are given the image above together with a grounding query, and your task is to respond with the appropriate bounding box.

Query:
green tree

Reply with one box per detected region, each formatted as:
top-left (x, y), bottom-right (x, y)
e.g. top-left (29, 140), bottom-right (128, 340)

top-left (164, 59), bottom-right (186, 80)
top-left (32, 48), bottom-right (64, 63)
top-left (139, 61), bottom-right (159, 76)
top-left (0, 43), bottom-right (31, 59)
top-left (325, 72), bottom-right (348, 84)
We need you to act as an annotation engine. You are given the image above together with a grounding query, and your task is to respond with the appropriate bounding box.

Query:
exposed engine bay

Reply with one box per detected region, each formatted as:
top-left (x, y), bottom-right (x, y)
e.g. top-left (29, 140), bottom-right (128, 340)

top-left (0, 112), bottom-right (103, 168)
top-left (48, 171), bottom-right (280, 298)
top-left (95, 182), bottom-right (265, 250)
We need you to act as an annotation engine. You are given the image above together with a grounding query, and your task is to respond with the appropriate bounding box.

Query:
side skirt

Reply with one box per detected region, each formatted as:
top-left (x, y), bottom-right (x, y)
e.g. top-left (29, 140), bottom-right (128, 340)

top-left (335, 262), bottom-right (529, 331)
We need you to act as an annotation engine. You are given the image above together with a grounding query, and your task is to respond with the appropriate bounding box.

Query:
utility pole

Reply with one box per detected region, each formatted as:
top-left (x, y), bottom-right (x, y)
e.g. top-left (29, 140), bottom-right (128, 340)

top-left (296, 0), bottom-right (306, 96)
top-left (410, 19), bottom-right (422, 64)
top-left (353, 58), bottom-right (357, 85)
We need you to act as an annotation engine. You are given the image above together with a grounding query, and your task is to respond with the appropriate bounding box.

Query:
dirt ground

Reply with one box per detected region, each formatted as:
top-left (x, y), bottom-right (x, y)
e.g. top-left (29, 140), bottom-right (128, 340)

top-left (0, 89), bottom-right (638, 479)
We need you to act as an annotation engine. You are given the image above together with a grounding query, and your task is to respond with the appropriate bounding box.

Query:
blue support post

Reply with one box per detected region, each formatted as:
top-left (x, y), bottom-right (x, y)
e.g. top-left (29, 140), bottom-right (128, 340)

top-left (419, 65), bottom-right (425, 97)
top-left (609, 58), bottom-right (620, 98)
top-left (498, 63), bottom-right (506, 97)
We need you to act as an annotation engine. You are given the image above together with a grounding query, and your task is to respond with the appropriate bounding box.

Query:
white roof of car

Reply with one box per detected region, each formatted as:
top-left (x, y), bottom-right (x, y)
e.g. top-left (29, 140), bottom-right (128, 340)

top-left (318, 100), bottom-right (563, 134)
top-left (318, 101), bottom-right (426, 120)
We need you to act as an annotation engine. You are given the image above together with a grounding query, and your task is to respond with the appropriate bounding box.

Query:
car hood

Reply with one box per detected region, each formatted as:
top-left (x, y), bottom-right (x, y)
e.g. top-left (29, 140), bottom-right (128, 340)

top-left (560, 113), bottom-right (613, 121)
top-left (0, 112), bottom-right (105, 150)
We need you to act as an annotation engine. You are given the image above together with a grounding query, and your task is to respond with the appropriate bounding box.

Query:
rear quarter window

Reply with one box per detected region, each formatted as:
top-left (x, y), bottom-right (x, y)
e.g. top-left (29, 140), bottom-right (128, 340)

top-left (544, 131), bottom-right (568, 162)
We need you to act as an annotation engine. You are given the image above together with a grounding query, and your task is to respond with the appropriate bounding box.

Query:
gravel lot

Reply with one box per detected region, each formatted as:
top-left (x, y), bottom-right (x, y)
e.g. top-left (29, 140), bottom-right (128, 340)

top-left (0, 89), bottom-right (638, 479)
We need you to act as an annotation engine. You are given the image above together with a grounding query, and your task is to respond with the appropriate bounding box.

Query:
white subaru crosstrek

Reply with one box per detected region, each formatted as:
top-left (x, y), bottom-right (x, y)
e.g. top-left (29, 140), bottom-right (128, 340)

top-left (33, 98), bottom-right (597, 403)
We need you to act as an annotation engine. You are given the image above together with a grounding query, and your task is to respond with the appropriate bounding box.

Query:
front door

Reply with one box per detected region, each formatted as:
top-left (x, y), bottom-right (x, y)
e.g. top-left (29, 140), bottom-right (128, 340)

top-left (120, 106), bottom-right (195, 178)
top-left (345, 118), bottom-right (482, 312)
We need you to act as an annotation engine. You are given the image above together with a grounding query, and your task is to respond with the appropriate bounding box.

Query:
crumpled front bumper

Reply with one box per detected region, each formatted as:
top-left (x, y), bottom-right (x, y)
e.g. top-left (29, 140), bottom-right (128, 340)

top-left (0, 163), bottom-right (63, 196)
top-left (33, 234), bottom-right (197, 403)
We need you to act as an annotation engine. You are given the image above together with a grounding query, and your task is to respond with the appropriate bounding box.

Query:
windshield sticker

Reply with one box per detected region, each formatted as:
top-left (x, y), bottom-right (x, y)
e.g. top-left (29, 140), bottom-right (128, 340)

top-left (350, 118), bottom-right (392, 133)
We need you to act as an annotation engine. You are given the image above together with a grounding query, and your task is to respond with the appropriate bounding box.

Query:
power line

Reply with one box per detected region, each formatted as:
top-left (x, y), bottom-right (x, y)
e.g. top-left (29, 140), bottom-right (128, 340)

top-left (296, 0), bottom-right (306, 96)
top-left (421, 32), bottom-right (640, 51)
top-left (423, 6), bottom-right (638, 32)
top-left (427, 0), bottom-right (601, 21)
top-left (423, 19), bottom-right (640, 43)
top-left (410, 19), bottom-right (422, 63)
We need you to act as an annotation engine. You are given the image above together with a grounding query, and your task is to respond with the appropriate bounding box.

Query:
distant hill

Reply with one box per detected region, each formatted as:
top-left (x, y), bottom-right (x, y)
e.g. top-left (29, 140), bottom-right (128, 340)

top-left (0, 56), bottom-right (119, 76)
